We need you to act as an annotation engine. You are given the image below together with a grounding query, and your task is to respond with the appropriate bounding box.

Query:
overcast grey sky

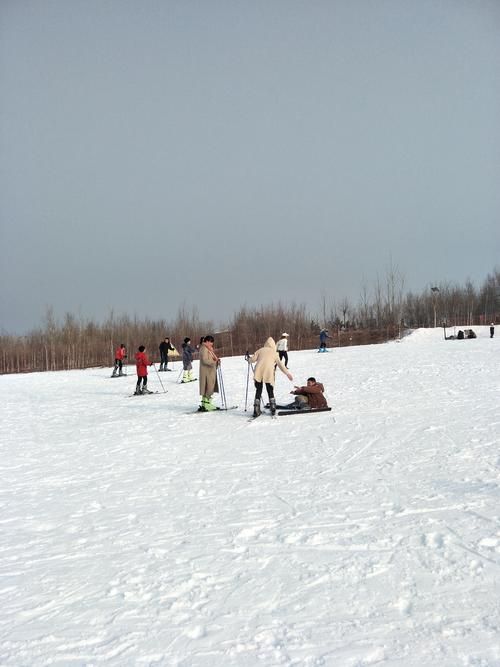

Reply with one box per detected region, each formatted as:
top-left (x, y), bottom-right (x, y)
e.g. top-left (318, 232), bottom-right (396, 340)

top-left (1, 0), bottom-right (499, 334)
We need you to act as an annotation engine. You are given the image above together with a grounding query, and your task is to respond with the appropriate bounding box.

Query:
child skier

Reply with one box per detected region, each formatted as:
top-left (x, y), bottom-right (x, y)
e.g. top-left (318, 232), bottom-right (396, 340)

top-left (112, 344), bottom-right (127, 377)
top-left (134, 345), bottom-right (153, 395)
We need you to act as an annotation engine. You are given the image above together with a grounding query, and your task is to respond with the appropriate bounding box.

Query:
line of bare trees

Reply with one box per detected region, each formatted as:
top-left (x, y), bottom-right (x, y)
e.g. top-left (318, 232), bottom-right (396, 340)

top-left (1, 267), bottom-right (498, 374)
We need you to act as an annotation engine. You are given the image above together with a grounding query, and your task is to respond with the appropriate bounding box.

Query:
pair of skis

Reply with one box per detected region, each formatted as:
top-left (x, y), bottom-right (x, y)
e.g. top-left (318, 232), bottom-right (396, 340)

top-left (249, 406), bottom-right (332, 421)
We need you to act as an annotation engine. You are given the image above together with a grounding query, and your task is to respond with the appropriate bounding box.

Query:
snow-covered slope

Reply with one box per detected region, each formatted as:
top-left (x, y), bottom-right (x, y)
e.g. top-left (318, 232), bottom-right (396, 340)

top-left (1, 327), bottom-right (499, 666)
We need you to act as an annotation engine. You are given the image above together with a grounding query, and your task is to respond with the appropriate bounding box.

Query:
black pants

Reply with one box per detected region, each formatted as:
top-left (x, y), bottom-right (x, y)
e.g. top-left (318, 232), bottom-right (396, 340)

top-left (254, 380), bottom-right (274, 401)
top-left (278, 350), bottom-right (288, 367)
top-left (114, 358), bottom-right (123, 372)
top-left (136, 376), bottom-right (147, 389)
top-left (160, 352), bottom-right (168, 368)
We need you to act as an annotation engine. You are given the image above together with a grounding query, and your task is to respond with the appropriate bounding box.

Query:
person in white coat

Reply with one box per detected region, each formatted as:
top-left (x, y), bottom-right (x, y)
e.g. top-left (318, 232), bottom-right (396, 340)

top-left (276, 332), bottom-right (289, 367)
top-left (249, 337), bottom-right (293, 417)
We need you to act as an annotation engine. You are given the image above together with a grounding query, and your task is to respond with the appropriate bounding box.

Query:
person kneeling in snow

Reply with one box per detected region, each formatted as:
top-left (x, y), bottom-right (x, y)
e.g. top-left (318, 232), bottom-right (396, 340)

top-left (286, 377), bottom-right (328, 411)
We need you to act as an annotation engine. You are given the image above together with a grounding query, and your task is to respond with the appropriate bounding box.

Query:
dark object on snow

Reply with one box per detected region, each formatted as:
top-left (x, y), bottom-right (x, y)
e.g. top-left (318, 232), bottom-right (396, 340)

top-left (457, 330), bottom-right (464, 340)
top-left (277, 407), bottom-right (332, 416)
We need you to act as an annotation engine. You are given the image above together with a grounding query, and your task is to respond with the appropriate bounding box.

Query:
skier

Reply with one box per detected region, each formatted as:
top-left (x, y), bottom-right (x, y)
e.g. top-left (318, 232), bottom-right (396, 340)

top-left (490, 323), bottom-right (495, 338)
top-left (276, 332), bottom-right (289, 367)
top-left (198, 335), bottom-right (220, 411)
top-left (248, 337), bottom-right (293, 417)
top-left (319, 329), bottom-right (331, 352)
top-left (159, 337), bottom-right (175, 371)
top-left (112, 344), bottom-right (127, 377)
top-left (284, 377), bottom-right (328, 411)
top-left (181, 337), bottom-right (198, 383)
top-left (134, 345), bottom-right (153, 395)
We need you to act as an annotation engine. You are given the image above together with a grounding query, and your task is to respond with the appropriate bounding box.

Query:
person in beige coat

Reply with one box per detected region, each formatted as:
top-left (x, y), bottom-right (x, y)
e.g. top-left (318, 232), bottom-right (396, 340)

top-left (198, 335), bottom-right (220, 411)
top-left (248, 337), bottom-right (293, 417)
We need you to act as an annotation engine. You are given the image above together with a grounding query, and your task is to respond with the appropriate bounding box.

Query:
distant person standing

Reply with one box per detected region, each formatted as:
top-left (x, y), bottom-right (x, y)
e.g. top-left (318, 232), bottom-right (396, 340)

top-left (134, 345), bottom-right (153, 395)
top-left (319, 329), bottom-right (331, 352)
top-left (181, 337), bottom-right (198, 383)
top-left (159, 337), bottom-right (175, 371)
top-left (490, 323), bottom-right (495, 338)
top-left (276, 333), bottom-right (289, 367)
top-left (112, 344), bottom-right (127, 377)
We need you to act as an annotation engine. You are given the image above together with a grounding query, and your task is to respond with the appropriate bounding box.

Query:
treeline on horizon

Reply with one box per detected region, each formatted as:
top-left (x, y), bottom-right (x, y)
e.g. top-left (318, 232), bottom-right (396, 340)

top-left (1, 267), bottom-right (499, 374)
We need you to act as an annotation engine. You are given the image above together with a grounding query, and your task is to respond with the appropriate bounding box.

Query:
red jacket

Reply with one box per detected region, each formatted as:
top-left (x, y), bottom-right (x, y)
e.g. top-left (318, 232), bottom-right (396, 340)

top-left (115, 347), bottom-right (126, 360)
top-left (135, 351), bottom-right (150, 377)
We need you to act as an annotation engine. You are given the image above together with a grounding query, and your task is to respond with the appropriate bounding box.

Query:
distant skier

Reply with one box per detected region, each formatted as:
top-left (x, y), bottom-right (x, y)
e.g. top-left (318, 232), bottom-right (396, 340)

top-left (112, 344), bottom-right (127, 377)
top-left (248, 337), bottom-right (293, 417)
top-left (319, 329), bottom-right (331, 352)
top-left (134, 345), bottom-right (153, 395)
top-left (181, 337), bottom-right (198, 383)
top-left (285, 377), bottom-right (328, 411)
top-left (490, 323), bottom-right (495, 338)
top-left (159, 337), bottom-right (175, 371)
top-left (276, 333), bottom-right (289, 367)
top-left (198, 335), bottom-right (220, 411)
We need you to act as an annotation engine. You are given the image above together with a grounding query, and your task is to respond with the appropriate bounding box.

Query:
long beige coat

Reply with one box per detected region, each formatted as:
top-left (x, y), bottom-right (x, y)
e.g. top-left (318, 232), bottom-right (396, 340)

top-left (199, 344), bottom-right (219, 397)
top-left (249, 337), bottom-right (288, 385)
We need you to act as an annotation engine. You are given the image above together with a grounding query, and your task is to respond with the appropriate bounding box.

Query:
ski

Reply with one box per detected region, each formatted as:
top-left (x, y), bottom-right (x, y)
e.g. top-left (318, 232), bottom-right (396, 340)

top-left (110, 374), bottom-right (128, 378)
top-left (179, 379), bottom-right (198, 384)
top-left (277, 407), bottom-right (332, 416)
top-left (191, 405), bottom-right (238, 414)
top-left (128, 391), bottom-right (161, 397)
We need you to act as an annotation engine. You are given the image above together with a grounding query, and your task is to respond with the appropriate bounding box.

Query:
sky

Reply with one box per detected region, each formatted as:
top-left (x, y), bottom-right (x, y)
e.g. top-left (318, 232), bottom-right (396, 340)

top-left (1, 0), bottom-right (499, 334)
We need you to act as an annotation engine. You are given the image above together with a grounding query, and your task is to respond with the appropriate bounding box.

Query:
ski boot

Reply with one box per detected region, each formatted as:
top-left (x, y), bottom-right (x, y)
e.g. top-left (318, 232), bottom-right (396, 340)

top-left (134, 384), bottom-right (142, 395)
top-left (199, 396), bottom-right (217, 412)
top-left (253, 399), bottom-right (261, 418)
top-left (142, 386), bottom-right (153, 394)
top-left (269, 398), bottom-right (276, 416)
top-left (182, 371), bottom-right (189, 383)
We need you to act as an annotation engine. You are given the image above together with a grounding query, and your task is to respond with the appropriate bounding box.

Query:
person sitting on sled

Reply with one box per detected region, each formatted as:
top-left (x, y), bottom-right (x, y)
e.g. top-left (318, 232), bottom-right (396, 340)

top-left (286, 377), bottom-right (328, 411)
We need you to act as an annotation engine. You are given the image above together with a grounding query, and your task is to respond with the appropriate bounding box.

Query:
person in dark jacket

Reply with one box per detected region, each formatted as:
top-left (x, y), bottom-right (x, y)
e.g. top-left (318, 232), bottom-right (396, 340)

top-left (181, 337), bottom-right (198, 383)
top-left (134, 345), bottom-right (153, 395)
top-left (319, 329), bottom-right (331, 352)
top-left (286, 377), bottom-right (328, 410)
top-left (490, 323), bottom-right (495, 338)
top-left (159, 337), bottom-right (175, 371)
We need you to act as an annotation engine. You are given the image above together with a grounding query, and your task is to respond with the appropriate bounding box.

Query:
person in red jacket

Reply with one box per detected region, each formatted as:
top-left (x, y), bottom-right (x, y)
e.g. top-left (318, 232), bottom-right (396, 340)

top-left (134, 345), bottom-right (153, 395)
top-left (112, 344), bottom-right (127, 377)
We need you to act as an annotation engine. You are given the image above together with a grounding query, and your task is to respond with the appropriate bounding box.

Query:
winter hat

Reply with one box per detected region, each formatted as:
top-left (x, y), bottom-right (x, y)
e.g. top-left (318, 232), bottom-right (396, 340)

top-left (281, 332), bottom-right (289, 337)
top-left (184, 337), bottom-right (190, 344)
top-left (138, 345), bottom-right (145, 352)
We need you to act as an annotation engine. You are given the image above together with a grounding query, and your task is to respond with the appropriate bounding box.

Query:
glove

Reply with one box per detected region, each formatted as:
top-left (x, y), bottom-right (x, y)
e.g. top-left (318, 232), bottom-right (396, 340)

top-left (244, 351), bottom-right (250, 361)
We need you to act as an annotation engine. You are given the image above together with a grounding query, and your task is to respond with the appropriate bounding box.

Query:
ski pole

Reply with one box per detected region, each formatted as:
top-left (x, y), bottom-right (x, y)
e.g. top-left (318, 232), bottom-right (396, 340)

top-left (244, 360), bottom-right (250, 411)
top-left (217, 364), bottom-right (227, 409)
top-left (152, 363), bottom-right (167, 393)
top-left (176, 368), bottom-right (183, 383)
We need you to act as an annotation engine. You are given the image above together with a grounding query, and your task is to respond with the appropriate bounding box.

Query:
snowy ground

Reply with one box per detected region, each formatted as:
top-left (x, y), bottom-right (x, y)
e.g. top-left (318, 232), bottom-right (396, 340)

top-left (1, 327), bottom-right (499, 666)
